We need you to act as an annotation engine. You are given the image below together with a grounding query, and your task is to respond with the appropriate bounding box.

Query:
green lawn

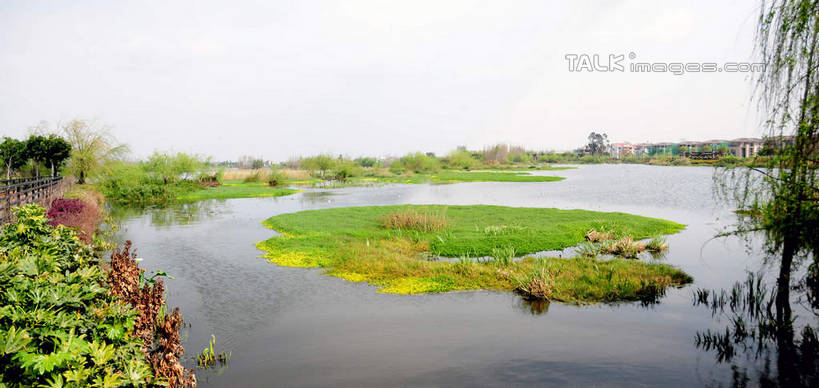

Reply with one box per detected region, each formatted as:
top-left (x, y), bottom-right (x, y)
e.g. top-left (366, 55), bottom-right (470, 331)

top-left (178, 181), bottom-right (299, 201)
top-left (257, 205), bottom-right (691, 303)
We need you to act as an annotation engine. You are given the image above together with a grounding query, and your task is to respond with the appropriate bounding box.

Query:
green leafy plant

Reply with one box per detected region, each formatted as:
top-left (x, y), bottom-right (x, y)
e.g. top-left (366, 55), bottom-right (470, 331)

top-left (0, 205), bottom-right (156, 386)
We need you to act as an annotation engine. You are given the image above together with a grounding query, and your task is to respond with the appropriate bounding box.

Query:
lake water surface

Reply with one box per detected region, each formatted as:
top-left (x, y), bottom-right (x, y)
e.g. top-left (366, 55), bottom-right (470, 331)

top-left (112, 164), bottom-right (791, 387)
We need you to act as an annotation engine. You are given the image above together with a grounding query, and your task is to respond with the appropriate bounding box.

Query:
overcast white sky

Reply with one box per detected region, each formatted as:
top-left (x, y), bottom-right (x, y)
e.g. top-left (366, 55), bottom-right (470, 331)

top-left (0, 0), bottom-right (763, 161)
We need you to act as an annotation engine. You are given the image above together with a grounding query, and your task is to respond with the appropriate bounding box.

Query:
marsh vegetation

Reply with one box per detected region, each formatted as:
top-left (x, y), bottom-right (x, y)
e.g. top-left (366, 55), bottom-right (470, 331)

top-left (257, 205), bottom-right (690, 303)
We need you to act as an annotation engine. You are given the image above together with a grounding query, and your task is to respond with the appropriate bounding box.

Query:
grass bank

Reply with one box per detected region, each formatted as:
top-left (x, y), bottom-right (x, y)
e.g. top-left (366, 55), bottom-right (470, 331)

top-left (177, 180), bottom-right (300, 201)
top-left (257, 205), bottom-right (691, 304)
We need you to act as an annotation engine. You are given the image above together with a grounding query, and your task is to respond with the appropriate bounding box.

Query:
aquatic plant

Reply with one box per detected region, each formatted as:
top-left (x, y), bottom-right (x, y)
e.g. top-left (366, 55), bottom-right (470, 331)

top-left (585, 228), bottom-right (615, 242)
top-left (491, 246), bottom-right (516, 267)
top-left (514, 263), bottom-right (555, 301)
top-left (483, 224), bottom-right (525, 236)
top-left (645, 236), bottom-right (669, 252)
top-left (378, 208), bottom-right (448, 233)
top-left (599, 237), bottom-right (647, 259)
top-left (574, 241), bottom-right (599, 258)
top-left (196, 335), bottom-right (230, 369)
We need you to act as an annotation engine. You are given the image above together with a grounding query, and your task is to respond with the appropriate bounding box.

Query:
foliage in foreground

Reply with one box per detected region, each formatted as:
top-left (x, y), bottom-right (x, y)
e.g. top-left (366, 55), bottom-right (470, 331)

top-left (0, 205), bottom-right (154, 386)
top-left (0, 205), bottom-right (194, 387)
top-left (257, 205), bottom-right (691, 303)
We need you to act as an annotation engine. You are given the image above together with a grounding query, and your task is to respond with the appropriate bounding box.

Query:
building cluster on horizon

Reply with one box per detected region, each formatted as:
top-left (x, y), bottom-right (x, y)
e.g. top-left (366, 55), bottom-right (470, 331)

top-left (608, 137), bottom-right (782, 159)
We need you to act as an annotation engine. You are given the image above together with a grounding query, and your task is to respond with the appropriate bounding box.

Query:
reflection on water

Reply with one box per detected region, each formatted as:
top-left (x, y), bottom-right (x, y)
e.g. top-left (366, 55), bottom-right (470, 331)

top-left (516, 297), bottom-right (551, 315)
top-left (109, 200), bottom-right (228, 227)
top-left (108, 164), bottom-right (817, 387)
top-left (693, 272), bottom-right (818, 386)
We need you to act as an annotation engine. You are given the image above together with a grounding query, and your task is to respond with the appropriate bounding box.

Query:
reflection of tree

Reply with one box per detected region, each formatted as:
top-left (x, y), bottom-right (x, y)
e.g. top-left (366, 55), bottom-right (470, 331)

top-left (110, 200), bottom-right (226, 227)
top-left (703, 1), bottom-right (819, 384)
top-left (298, 191), bottom-right (338, 205)
top-left (694, 272), bottom-right (818, 386)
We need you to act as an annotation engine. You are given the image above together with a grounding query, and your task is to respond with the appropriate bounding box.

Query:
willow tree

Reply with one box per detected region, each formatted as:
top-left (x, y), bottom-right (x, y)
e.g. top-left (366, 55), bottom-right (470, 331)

top-left (62, 119), bottom-right (129, 184)
top-left (719, 0), bottom-right (819, 315)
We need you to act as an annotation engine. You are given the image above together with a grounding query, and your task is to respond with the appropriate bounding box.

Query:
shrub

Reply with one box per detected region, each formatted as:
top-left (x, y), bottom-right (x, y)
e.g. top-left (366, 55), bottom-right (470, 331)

top-left (378, 208), bottom-right (448, 232)
top-left (398, 152), bottom-right (440, 173)
top-left (46, 198), bottom-right (100, 242)
top-left (299, 154), bottom-right (336, 178)
top-left (446, 150), bottom-right (478, 170)
top-left (332, 160), bottom-right (362, 181)
top-left (0, 205), bottom-right (156, 386)
top-left (268, 167), bottom-right (287, 186)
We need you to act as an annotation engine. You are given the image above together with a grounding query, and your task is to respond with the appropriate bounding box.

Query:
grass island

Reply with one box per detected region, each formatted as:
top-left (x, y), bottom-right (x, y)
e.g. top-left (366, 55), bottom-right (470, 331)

top-left (257, 205), bottom-right (692, 304)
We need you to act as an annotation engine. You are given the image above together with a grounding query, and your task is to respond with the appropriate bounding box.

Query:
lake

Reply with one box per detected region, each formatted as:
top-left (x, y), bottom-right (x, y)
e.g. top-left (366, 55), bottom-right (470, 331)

top-left (111, 164), bottom-right (785, 387)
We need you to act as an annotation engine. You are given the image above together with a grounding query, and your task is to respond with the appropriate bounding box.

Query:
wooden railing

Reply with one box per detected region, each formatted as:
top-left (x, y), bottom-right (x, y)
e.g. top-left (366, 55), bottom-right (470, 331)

top-left (1, 177), bottom-right (64, 223)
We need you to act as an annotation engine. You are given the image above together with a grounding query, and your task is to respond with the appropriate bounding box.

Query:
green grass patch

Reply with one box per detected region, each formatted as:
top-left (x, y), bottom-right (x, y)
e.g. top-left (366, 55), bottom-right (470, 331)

top-left (177, 180), bottom-right (299, 201)
top-left (257, 205), bottom-right (690, 303)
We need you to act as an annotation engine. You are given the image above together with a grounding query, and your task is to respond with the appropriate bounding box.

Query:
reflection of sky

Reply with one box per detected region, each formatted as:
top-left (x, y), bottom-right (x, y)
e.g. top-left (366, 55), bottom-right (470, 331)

top-left (114, 165), bottom-right (766, 386)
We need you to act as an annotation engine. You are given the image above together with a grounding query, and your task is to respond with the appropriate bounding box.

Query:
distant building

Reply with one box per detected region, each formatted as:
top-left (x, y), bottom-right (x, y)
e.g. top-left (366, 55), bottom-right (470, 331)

top-left (604, 137), bottom-right (765, 158)
top-left (729, 138), bottom-right (763, 158)
top-left (611, 142), bottom-right (634, 158)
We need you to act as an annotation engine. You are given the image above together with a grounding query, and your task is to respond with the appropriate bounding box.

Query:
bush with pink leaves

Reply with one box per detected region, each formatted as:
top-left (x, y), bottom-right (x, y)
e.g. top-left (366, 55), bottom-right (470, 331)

top-left (46, 198), bottom-right (100, 242)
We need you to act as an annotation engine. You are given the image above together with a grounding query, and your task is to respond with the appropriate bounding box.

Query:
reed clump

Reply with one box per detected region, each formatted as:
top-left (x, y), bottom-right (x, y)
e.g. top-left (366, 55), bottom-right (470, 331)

top-left (585, 228), bottom-right (616, 242)
top-left (242, 169), bottom-right (269, 183)
top-left (491, 246), bottom-right (516, 267)
top-left (599, 237), bottom-right (647, 258)
top-left (378, 208), bottom-right (448, 232)
top-left (515, 266), bottom-right (555, 301)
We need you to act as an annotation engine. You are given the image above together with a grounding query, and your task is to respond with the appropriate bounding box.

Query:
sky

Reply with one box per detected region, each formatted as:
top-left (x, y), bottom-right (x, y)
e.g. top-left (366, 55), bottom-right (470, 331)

top-left (0, 0), bottom-right (763, 161)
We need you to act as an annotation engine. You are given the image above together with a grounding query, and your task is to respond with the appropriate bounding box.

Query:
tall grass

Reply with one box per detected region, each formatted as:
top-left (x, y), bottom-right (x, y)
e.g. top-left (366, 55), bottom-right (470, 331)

top-left (378, 208), bottom-right (448, 232)
top-left (242, 169), bottom-right (269, 183)
top-left (515, 261), bottom-right (555, 300)
top-left (491, 246), bottom-right (516, 267)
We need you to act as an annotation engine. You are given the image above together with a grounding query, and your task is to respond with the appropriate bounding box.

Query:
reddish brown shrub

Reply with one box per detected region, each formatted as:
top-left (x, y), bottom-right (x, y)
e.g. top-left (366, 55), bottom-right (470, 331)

top-left (46, 197), bottom-right (100, 242)
top-left (108, 241), bottom-right (196, 387)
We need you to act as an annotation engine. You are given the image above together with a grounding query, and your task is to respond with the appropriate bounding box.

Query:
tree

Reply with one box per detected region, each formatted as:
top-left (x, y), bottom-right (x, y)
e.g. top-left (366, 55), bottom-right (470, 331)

top-left (44, 135), bottom-right (71, 177)
top-left (585, 132), bottom-right (609, 155)
top-left (62, 119), bottom-right (129, 184)
top-left (752, 0), bottom-right (819, 305)
top-left (447, 150), bottom-right (478, 170)
top-left (715, 2), bottom-right (819, 383)
top-left (24, 135), bottom-right (48, 178)
top-left (300, 154), bottom-right (336, 178)
top-left (144, 152), bottom-right (207, 184)
top-left (0, 137), bottom-right (27, 179)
